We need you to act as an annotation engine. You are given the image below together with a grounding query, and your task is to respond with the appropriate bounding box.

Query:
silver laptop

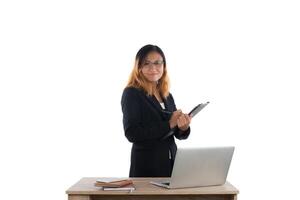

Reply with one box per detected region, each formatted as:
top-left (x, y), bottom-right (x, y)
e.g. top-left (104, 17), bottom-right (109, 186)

top-left (151, 146), bottom-right (234, 189)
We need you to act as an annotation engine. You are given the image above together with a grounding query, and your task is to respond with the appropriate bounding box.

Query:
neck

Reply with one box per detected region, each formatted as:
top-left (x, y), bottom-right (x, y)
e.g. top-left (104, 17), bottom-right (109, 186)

top-left (152, 85), bottom-right (159, 94)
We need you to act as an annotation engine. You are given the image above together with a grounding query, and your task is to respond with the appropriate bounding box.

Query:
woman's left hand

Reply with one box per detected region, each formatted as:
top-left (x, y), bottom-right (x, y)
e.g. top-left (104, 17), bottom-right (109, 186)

top-left (177, 113), bottom-right (192, 132)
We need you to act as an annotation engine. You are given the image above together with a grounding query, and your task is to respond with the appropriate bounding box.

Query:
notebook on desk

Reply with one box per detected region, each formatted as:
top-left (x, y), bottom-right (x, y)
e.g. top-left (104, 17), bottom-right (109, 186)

top-left (95, 178), bottom-right (133, 187)
top-left (94, 178), bottom-right (135, 191)
top-left (150, 146), bottom-right (234, 189)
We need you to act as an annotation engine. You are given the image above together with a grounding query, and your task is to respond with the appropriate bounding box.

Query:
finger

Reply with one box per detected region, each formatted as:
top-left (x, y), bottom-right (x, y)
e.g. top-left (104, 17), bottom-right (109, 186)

top-left (184, 114), bottom-right (191, 123)
top-left (173, 110), bottom-right (181, 117)
top-left (176, 111), bottom-right (183, 117)
top-left (178, 117), bottom-right (185, 127)
top-left (172, 110), bottom-right (181, 119)
top-left (173, 113), bottom-right (181, 120)
top-left (176, 109), bottom-right (182, 113)
top-left (177, 118), bottom-right (182, 127)
top-left (179, 115), bottom-right (187, 125)
top-left (178, 112), bottom-right (184, 118)
top-left (184, 114), bottom-right (191, 122)
top-left (179, 116), bottom-right (189, 128)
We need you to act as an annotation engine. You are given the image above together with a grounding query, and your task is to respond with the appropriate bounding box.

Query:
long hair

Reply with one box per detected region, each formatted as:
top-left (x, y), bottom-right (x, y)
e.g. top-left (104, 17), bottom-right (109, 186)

top-left (126, 44), bottom-right (170, 98)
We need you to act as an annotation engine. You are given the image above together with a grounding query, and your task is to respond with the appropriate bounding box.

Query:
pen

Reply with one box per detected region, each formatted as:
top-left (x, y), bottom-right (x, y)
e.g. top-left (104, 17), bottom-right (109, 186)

top-left (103, 187), bottom-right (135, 192)
top-left (161, 110), bottom-right (172, 114)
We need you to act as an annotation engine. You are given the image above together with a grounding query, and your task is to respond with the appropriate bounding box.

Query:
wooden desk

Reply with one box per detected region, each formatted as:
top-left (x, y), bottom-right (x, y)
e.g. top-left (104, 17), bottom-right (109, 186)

top-left (66, 177), bottom-right (239, 200)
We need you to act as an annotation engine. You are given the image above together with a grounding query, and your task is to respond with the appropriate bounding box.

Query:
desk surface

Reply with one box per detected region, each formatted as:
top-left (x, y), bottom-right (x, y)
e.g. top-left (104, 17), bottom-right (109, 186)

top-left (66, 177), bottom-right (239, 196)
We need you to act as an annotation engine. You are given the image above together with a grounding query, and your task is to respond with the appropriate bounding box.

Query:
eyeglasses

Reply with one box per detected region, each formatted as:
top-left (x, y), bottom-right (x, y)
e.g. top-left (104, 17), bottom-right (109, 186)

top-left (142, 60), bottom-right (164, 70)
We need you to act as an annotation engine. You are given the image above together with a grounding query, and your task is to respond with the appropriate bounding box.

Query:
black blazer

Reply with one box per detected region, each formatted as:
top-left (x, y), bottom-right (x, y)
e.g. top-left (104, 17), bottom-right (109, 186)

top-left (121, 87), bottom-right (190, 177)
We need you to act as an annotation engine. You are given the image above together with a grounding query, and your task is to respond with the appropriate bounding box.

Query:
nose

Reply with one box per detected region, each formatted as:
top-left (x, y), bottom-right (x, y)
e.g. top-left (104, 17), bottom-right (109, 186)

top-left (148, 65), bottom-right (156, 71)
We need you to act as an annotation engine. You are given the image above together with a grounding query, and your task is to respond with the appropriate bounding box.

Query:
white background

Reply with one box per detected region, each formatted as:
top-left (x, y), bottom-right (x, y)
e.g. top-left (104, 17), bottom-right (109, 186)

top-left (0, 0), bottom-right (299, 200)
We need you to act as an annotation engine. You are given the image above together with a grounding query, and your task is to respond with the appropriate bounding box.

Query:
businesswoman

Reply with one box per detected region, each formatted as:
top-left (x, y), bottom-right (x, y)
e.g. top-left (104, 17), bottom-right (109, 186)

top-left (121, 44), bottom-right (192, 177)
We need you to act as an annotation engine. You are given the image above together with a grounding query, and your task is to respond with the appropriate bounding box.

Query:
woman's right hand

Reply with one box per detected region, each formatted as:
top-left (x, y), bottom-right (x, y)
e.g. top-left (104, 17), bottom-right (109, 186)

top-left (169, 109), bottom-right (182, 129)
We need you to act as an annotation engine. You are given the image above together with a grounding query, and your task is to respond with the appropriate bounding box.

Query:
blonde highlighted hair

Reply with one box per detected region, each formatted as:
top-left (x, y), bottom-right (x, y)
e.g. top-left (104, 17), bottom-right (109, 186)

top-left (126, 44), bottom-right (170, 98)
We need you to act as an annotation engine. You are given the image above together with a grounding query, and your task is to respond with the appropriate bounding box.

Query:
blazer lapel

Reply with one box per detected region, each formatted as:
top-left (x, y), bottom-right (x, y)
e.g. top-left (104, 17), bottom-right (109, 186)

top-left (162, 97), bottom-right (172, 112)
top-left (141, 89), bottom-right (175, 120)
top-left (145, 95), bottom-right (163, 111)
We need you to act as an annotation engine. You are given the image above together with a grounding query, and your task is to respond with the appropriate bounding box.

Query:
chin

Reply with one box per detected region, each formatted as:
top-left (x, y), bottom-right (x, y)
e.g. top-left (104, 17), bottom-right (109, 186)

top-left (146, 76), bottom-right (160, 82)
top-left (149, 78), bottom-right (160, 82)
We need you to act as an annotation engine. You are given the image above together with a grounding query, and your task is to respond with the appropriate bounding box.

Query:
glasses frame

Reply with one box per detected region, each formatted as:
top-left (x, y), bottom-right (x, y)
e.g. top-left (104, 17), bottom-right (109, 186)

top-left (142, 60), bottom-right (164, 70)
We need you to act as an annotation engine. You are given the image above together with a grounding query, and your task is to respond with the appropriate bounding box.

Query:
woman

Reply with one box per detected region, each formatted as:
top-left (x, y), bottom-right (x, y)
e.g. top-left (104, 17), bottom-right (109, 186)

top-left (121, 44), bottom-right (192, 177)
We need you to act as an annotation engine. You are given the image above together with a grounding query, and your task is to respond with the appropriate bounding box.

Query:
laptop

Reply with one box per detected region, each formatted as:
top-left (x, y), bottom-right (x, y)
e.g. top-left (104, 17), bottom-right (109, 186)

top-left (150, 146), bottom-right (234, 189)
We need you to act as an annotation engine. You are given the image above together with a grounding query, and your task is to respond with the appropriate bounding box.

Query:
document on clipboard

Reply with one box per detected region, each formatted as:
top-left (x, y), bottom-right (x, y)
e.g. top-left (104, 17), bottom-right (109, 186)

top-left (161, 102), bottom-right (210, 140)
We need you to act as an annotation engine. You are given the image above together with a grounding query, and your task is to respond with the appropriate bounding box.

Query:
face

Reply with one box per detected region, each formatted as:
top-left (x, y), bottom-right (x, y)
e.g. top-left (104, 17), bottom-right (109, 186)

top-left (141, 51), bottom-right (164, 83)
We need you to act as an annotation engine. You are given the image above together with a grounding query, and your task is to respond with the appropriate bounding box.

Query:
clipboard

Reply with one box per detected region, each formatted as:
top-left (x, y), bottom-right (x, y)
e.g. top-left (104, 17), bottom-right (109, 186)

top-left (161, 102), bottom-right (209, 140)
top-left (189, 102), bottom-right (210, 118)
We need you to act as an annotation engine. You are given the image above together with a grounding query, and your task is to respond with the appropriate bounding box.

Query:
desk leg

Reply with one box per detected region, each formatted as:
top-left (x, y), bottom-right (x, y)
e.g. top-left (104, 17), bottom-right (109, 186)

top-left (68, 195), bottom-right (91, 200)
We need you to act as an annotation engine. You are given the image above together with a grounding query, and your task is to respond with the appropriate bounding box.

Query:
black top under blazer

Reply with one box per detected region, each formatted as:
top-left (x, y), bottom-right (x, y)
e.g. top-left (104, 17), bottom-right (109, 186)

top-left (121, 87), bottom-right (190, 177)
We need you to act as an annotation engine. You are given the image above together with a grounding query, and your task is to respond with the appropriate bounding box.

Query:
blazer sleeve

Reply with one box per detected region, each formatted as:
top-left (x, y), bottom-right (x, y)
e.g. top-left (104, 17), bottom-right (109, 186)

top-left (169, 93), bottom-right (191, 140)
top-left (121, 88), bottom-right (171, 143)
